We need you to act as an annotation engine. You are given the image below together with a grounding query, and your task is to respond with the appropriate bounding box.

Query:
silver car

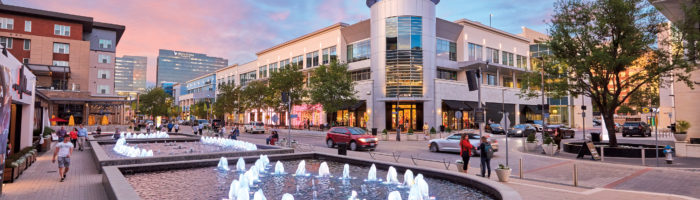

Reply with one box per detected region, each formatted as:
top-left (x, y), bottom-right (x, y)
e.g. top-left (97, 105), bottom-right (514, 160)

top-left (428, 132), bottom-right (499, 156)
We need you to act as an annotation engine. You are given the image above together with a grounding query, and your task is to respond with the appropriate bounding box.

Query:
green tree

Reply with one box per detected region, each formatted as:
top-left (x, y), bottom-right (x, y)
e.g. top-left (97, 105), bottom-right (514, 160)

top-left (267, 64), bottom-right (307, 112)
top-left (190, 101), bottom-right (209, 119)
top-left (308, 61), bottom-right (357, 114)
top-left (138, 87), bottom-right (172, 117)
top-left (214, 83), bottom-right (244, 119)
top-left (521, 0), bottom-right (694, 146)
top-left (241, 80), bottom-right (269, 119)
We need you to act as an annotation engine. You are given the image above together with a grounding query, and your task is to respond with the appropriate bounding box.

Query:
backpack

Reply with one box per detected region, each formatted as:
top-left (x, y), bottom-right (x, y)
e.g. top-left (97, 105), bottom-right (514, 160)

top-left (485, 143), bottom-right (494, 159)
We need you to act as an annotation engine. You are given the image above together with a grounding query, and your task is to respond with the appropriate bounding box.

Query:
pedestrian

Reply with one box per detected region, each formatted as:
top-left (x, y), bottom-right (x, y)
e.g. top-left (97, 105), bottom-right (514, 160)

top-left (52, 136), bottom-right (73, 182)
top-left (306, 119), bottom-right (310, 130)
top-left (77, 125), bottom-right (88, 151)
top-left (174, 123), bottom-right (180, 133)
top-left (460, 133), bottom-right (474, 174)
top-left (56, 126), bottom-right (67, 142)
top-left (554, 128), bottom-right (562, 153)
top-left (69, 128), bottom-right (78, 148)
top-left (193, 124), bottom-right (199, 135)
top-left (96, 126), bottom-right (102, 135)
top-left (198, 123), bottom-right (204, 135)
top-left (477, 137), bottom-right (493, 178)
top-left (160, 125), bottom-right (167, 132)
top-left (167, 122), bottom-right (174, 132)
top-left (266, 131), bottom-right (279, 145)
top-left (220, 126), bottom-right (226, 137)
top-left (145, 124), bottom-right (151, 133)
top-left (113, 128), bottom-right (121, 140)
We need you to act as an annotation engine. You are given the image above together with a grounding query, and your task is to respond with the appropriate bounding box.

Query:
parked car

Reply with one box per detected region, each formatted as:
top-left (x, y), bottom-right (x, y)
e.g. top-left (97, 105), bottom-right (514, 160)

top-left (428, 133), bottom-right (498, 156)
top-left (244, 122), bottom-right (266, 134)
top-left (325, 127), bottom-right (378, 151)
top-left (486, 123), bottom-right (505, 134)
top-left (543, 124), bottom-right (576, 138)
top-left (622, 121), bottom-right (651, 137)
top-left (197, 119), bottom-right (210, 127)
top-left (614, 123), bottom-right (622, 133)
top-left (530, 124), bottom-right (543, 132)
top-left (507, 124), bottom-right (537, 137)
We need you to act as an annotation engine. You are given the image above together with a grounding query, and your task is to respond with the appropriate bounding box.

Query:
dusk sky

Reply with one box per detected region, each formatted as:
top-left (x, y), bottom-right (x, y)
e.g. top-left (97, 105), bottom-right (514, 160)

top-left (5, 0), bottom-right (556, 85)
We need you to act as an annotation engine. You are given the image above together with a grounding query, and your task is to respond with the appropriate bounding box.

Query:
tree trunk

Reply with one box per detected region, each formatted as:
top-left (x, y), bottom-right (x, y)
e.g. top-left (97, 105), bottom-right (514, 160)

top-left (604, 111), bottom-right (617, 147)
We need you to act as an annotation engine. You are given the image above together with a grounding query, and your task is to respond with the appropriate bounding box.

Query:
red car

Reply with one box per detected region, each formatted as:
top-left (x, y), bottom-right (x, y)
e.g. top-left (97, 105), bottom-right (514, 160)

top-left (325, 127), bottom-right (378, 151)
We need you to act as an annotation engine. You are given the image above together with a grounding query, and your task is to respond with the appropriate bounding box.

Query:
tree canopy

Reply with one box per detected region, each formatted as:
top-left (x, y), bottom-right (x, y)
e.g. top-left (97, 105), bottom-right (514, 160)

top-left (308, 61), bottom-right (357, 114)
top-left (138, 87), bottom-right (173, 117)
top-left (267, 64), bottom-right (307, 112)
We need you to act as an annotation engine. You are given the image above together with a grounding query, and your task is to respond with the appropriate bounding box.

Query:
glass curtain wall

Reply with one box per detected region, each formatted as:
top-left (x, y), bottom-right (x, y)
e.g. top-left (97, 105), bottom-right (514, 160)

top-left (385, 16), bottom-right (423, 97)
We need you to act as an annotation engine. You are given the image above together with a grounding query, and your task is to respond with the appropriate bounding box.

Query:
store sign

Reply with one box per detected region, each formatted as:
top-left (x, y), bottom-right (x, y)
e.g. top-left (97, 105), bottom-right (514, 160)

top-left (11, 65), bottom-right (32, 100)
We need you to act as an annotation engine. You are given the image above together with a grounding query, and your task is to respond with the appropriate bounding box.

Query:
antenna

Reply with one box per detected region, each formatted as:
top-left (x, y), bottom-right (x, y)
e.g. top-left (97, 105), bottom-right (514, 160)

top-left (489, 14), bottom-right (493, 27)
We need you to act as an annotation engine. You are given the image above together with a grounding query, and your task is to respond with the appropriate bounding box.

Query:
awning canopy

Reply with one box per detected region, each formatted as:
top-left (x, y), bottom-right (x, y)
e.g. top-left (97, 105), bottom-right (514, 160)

top-left (339, 100), bottom-right (366, 111)
top-left (26, 64), bottom-right (70, 76)
top-left (442, 100), bottom-right (473, 111)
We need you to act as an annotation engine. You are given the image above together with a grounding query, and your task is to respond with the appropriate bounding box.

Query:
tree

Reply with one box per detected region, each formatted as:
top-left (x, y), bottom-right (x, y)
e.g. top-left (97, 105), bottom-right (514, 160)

top-left (138, 87), bottom-right (172, 117)
top-left (214, 83), bottom-right (244, 120)
top-left (241, 80), bottom-right (269, 120)
top-left (308, 61), bottom-right (357, 114)
top-left (267, 64), bottom-right (307, 112)
top-left (521, 0), bottom-right (694, 146)
top-left (190, 101), bottom-right (209, 119)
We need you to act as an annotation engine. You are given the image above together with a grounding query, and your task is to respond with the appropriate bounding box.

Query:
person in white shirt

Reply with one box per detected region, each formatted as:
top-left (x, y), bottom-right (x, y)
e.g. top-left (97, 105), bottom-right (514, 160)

top-left (52, 136), bottom-right (74, 182)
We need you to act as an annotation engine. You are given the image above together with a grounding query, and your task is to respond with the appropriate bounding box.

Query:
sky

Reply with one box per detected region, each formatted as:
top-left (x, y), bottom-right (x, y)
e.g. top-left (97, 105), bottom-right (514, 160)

top-left (5, 0), bottom-right (556, 86)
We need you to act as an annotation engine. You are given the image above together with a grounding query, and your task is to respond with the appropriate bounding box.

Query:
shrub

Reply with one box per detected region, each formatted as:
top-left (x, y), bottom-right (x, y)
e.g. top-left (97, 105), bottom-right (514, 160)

top-left (6, 146), bottom-right (34, 164)
top-left (527, 133), bottom-right (536, 143)
top-left (498, 164), bottom-right (510, 169)
top-left (676, 120), bottom-right (691, 134)
top-left (543, 136), bottom-right (554, 145)
top-left (446, 127), bottom-right (452, 133)
top-left (382, 129), bottom-right (388, 135)
top-left (407, 128), bottom-right (414, 135)
top-left (430, 127), bottom-right (436, 134)
top-left (43, 127), bottom-right (55, 137)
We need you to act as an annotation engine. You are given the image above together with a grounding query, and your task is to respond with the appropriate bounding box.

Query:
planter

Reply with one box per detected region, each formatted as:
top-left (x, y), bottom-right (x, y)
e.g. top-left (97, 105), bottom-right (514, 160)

top-left (543, 144), bottom-right (557, 156)
top-left (407, 134), bottom-right (416, 141)
top-left (525, 142), bottom-right (538, 152)
top-left (495, 168), bottom-right (512, 182)
top-left (674, 134), bottom-right (687, 142)
top-left (456, 162), bottom-right (465, 172)
top-left (416, 134), bottom-right (425, 141)
top-left (381, 134), bottom-right (388, 141)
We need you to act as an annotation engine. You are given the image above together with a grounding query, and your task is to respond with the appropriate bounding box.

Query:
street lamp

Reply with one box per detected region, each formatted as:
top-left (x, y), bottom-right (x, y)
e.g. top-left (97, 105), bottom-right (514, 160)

top-left (395, 71), bottom-right (401, 142)
top-left (502, 88), bottom-right (509, 166)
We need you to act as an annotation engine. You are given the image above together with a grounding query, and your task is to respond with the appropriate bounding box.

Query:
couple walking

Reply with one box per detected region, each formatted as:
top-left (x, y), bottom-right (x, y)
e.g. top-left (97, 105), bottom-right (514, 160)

top-left (460, 134), bottom-right (494, 178)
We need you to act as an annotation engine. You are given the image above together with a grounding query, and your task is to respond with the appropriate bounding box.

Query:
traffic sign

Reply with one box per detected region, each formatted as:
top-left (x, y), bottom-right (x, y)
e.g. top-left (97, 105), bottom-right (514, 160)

top-left (642, 107), bottom-right (650, 114)
top-left (271, 115), bottom-right (279, 123)
top-left (455, 111), bottom-right (463, 119)
top-left (474, 112), bottom-right (485, 123)
top-left (290, 114), bottom-right (298, 119)
top-left (544, 113), bottom-right (550, 118)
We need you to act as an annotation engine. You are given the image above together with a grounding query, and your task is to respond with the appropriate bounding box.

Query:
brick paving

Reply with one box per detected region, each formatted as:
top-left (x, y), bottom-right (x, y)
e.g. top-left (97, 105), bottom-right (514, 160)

top-left (1, 142), bottom-right (107, 200)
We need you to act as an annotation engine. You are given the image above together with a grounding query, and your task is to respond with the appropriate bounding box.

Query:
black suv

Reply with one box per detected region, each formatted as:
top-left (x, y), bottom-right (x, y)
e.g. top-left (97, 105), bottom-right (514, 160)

top-left (622, 121), bottom-right (651, 137)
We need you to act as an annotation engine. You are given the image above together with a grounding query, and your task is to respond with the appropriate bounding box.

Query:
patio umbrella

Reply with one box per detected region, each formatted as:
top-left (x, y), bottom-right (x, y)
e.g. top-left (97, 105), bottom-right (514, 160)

top-left (50, 116), bottom-right (67, 126)
top-left (88, 115), bottom-right (96, 126)
top-left (101, 115), bottom-right (109, 125)
top-left (68, 115), bottom-right (75, 126)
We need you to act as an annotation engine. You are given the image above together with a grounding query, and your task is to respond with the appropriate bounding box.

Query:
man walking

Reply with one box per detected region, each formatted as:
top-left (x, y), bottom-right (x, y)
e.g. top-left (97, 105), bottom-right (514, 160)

top-left (77, 125), bottom-right (88, 151)
top-left (198, 123), bottom-right (204, 135)
top-left (52, 136), bottom-right (73, 182)
top-left (174, 123), bottom-right (180, 133)
top-left (167, 122), bottom-right (174, 132)
top-left (56, 126), bottom-right (67, 142)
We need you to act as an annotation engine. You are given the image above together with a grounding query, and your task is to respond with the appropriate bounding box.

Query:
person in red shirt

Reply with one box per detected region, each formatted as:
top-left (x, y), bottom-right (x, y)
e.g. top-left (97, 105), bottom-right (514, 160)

top-left (69, 128), bottom-right (78, 148)
top-left (460, 133), bottom-right (474, 174)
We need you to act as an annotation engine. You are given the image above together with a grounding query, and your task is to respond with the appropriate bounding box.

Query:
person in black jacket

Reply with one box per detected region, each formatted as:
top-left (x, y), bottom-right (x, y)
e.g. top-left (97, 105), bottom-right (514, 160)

top-left (477, 137), bottom-right (492, 178)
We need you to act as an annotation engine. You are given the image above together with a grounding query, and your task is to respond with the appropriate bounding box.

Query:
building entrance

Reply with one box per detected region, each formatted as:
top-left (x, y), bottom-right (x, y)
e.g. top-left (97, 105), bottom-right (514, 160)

top-left (386, 102), bottom-right (423, 131)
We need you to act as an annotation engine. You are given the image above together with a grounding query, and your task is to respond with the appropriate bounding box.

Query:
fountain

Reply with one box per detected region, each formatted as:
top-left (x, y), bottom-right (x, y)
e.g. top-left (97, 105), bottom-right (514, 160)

top-left (348, 190), bottom-right (358, 200)
top-left (200, 136), bottom-right (257, 151)
top-left (295, 160), bottom-right (309, 176)
top-left (341, 164), bottom-right (351, 180)
top-left (413, 174), bottom-right (429, 199)
top-left (385, 166), bottom-right (399, 184)
top-left (217, 157), bottom-right (230, 171)
top-left (112, 138), bottom-right (154, 158)
top-left (237, 157), bottom-right (246, 172)
top-left (366, 164), bottom-right (378, 181)
top-left (253, 189), bottom-right (266, 200)
top-left (255, 159), bottom-right (266, 173)
top-left (260, 155), bottom-right (270, 166)
top-left (274, 161), bottom-right (285, 175)
top-left (281, 193), bottom-right (294, 200)
top-left (120, 131), bottom-right (170, 139)
top-left (403, 169), bottom-right (414, 187)
top-left (318, 162), bottom-right (331, 177)
top-left (228, 180), bottom-right (240, 200)
top-left (236, 186), bottom-right (250, 200)
top-left (387, 191), bottom-right (402, 200)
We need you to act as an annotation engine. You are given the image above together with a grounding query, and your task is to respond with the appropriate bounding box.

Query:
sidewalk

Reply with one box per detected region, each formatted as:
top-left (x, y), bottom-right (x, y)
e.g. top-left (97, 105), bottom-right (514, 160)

top-left (1, 142), bottom-right (107, 200)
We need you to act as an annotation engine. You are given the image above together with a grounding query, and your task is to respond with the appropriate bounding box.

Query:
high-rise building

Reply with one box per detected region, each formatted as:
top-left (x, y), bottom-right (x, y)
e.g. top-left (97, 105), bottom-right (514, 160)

top-left (156, 49), bottom-right (227, 85)
top-left (115, 55), bottom-right (147, 93)
top-left (0, 3), bottom-right (126, 125)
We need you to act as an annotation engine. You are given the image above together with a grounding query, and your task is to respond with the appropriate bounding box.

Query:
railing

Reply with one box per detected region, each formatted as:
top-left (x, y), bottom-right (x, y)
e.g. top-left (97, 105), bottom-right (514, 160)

top-left (367, 151), bottom-right (454, 170)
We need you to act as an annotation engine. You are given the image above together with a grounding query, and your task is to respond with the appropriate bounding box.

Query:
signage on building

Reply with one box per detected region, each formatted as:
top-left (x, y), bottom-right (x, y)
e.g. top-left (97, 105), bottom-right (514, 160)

top-left (455, 111), bottom-right (462, 119)
top-left (11, 65), bottom-right (32, 100)
top-left (474, 112), bottom-right (485, 123)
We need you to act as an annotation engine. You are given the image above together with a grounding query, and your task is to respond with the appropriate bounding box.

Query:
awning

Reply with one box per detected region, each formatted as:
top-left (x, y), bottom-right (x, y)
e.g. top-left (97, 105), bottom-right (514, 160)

top-left (339, 100), bottom-right (366, 111)
top-left (442, 100), bottom-right (473, 111)
top-left (521, 105), bottom-right (546, 113)
top-left (26, 64), bottom-right (70, 76)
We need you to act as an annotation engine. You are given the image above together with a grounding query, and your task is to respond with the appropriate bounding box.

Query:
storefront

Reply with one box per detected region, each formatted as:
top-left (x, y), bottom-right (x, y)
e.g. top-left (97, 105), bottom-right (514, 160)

top-left (328, 101), bottom-right (367, 128)
top-left (548, 97), bottom-right (570, 125)
top-left (441, 100), bottom-right (474, 130)
top-left (291, 104), bottom-right (323, 128)
top-left (385, 102), bottom-right (424, 131)
top-left (519, 104), bottom-right (544, 124)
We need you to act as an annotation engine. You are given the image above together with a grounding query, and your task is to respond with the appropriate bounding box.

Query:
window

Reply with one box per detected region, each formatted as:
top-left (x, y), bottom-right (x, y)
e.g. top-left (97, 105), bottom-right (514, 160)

top-left (516, 55), bottom-right (528, 69)
top-left (54, 24), bottom-right (71, 36)
top-left (503, 77), bottom-right (514, 88)
top-left (0, 37), bottom-right (12, 49)
top-left (239, 71), bottom-right (257, 86)
top-left (468, 43), bottom-right (483, 61)
top-left (0, 18), bottom-right (13, 30)
top-left (436, 39), bottom-right (457, 61)
top-left (23, 39), bottom-right (30, 50)
top-left (52, 60), bottom-right (69, 66)
top-left (98, 70), bottom-right (111, 79)
top-left (99, 39), bottom-right (112, 49)
top-left (53, 43), bottom-right (69, 54)
top-left (97, 85), bottom-right (110, 94)
top-left (259, 65), bottom-right (267, 78)
top-left (322, 46), bottom-right (337, 64)
top-left (22, 58), bottom-right (28, 64)
top-left (437, 69), bottom-right (457, 80)
top-left (517, 79), bottom-right (522, 88)
top-left (279, 59), bottom-right (290, 69)
top-left (24, 21), bottom-right (31, 32)
top-left (502, 51), bottom-right (514, 66)
top-left (386, 16), bottom-right (422, 51)
top-left (487, 74), bottom-right (497, 85)
top-left (292, 55), bottom-right (303, 67)
top-left (269, 63), bottom-right (278, 73)
top-left (385, 16), bottom-right (423, 97)
top-left (486, 48), bottom-right (499, 63)
top-left (98, 54), bottom-right (111, 63)
top-left (350, 69), bottom-right (371, 81)
top-left (306, 51), bottom-right (318, 68)
top-left (347, 40), bottom-right (370, 62)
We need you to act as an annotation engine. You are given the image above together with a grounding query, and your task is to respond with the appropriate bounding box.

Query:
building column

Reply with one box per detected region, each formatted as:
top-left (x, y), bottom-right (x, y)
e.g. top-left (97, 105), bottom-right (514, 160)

top-left (515, 103), bottom-right (521, 124)
top-left (496, 68), bottom-right (500, 86)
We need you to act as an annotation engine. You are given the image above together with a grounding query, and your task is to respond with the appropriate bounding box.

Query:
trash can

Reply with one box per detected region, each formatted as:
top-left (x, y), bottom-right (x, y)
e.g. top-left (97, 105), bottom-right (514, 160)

top-left (337, 142), bottom-right (347, 156)
top-left (591, 132), bottom-right (601, 142)
top-left (372, 128), bottom-right (378, 136)
top-left (440, 125), bottom-right (445, 132)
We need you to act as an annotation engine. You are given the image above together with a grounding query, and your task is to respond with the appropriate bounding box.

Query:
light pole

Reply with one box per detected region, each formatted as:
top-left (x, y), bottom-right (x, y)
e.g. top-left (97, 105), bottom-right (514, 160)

top-left (478, 61), bottom-right (488, 136)
top-left (502, 88), bottom-right (509, 166)
top-left (395, 71), bottom-right (401, 142)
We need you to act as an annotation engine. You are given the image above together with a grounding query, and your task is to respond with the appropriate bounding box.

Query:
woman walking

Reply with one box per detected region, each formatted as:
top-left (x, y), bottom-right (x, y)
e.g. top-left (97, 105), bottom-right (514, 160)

top-left (477, 137), bottom-right (493, 178)
top-left (460, 133), bottom-right (473, 174)
top-left (69, 128), bottom-right (78, 148)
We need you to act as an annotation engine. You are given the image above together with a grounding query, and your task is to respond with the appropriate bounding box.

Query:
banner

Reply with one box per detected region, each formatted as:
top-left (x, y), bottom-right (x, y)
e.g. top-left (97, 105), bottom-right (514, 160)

top-left (0, 60), bottom-right (12, 190)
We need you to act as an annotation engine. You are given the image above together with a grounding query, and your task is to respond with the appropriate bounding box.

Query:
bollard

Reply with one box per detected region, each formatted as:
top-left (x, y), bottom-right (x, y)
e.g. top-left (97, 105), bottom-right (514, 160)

top-left (573, 164), bottom-right (578, 187)
top-left (642, 148), bottom-right (646, 166)
top-left (601, 147), bottom-right (605, 162)
top-left (519, 158), bottom-right (523, 179)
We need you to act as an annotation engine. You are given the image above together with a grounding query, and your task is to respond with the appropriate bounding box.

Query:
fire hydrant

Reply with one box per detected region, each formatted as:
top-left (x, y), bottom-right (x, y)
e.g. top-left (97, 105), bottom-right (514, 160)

top-left (664, 145), bottom-right (673, 164)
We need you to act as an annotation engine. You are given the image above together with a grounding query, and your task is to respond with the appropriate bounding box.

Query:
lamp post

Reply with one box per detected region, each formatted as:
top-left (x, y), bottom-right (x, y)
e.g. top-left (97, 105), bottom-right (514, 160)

top-left (395, 71), bottom-right (401, 142)
top-left (502, 88), bottom-right (509, 166)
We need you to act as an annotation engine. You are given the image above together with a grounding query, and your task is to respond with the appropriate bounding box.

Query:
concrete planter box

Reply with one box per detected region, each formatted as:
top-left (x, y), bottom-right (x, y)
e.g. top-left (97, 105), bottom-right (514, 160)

top-left (674, 134), bottom-right (687, 142)
top-left (525, 142), bottom-right (537, 152)
top-left (495, 168), bottom-right (511, 182)
top-left (543, 144), bottom-right (557, 156)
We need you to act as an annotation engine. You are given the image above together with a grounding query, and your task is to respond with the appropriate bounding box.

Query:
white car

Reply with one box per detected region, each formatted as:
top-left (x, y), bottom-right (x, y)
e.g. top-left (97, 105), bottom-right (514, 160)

top-left (428, 132), bottom-right (499, 156)
top-left (244, 122), bottom-right (265, 134)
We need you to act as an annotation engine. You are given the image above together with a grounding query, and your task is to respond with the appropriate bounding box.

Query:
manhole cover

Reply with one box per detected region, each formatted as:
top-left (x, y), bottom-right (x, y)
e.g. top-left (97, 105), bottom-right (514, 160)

top-left (47, 171), bottom-right (57, 173)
